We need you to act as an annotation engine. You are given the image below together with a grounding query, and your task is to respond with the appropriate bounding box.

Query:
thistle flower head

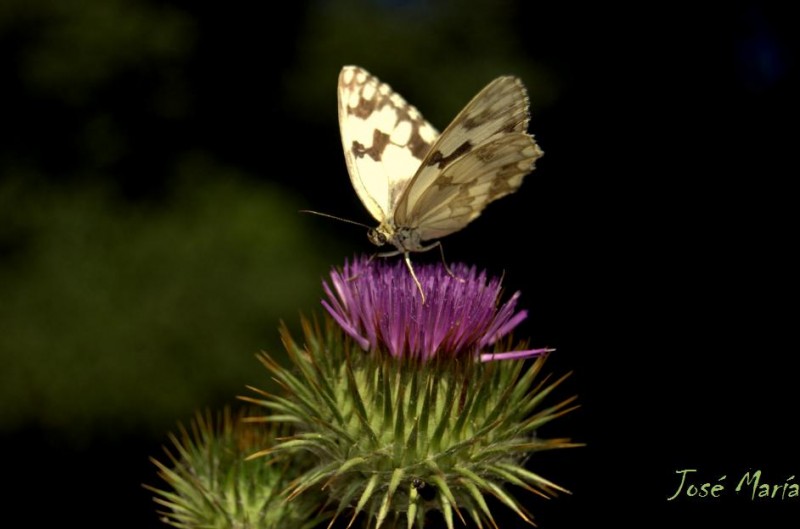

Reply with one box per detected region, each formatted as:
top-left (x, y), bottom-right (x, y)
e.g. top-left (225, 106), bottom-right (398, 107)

top-left (322, 255), bottom-right (551, 362)
top-left (247, 318), bottom-right (579, 529)
top-left (241, 256), bottom-right (578, 529)
top-left (146, 408), bottom-right (327, 529)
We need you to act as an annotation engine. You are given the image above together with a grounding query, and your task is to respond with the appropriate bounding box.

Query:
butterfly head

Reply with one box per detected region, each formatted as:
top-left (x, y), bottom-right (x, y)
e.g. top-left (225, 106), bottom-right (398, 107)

top-left (367, 227), bottom-right (389, 247)
top-left (369, 224), bottom-right (424, 254)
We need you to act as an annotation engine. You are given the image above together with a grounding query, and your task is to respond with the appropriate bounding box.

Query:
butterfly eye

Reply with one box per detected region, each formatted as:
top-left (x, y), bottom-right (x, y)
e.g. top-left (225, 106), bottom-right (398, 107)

top-left (368, 228), bottom-right (387, 246)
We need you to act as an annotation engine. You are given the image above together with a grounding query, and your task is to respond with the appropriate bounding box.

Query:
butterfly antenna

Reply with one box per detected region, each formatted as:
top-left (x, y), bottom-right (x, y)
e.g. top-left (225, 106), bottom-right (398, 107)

top-left (299, 210), bottom-right (373, 229)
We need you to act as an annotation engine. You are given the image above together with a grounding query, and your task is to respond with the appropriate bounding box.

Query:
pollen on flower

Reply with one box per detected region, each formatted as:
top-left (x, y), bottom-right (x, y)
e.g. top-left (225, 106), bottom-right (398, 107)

top-left (321, 255), bottom-right (552, 361)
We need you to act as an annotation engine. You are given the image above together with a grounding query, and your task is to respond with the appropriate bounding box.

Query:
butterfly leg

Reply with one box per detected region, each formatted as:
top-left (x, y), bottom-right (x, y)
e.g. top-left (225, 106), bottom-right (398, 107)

top-left (402, 252), bottom-right (426, 303)
top-left (373, 248), bottom-right (428, 305)
top-left (417, 241), bottom-right (465, 283)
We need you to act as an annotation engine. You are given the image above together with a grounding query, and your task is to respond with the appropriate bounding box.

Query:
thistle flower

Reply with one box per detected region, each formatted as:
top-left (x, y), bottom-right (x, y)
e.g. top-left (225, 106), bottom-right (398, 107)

top-left (322, 255), bottom-right (552, 362)
top-left (145, 408), bottom-right (327, 529)
top-left (243, 257), bottom-right (580, 529)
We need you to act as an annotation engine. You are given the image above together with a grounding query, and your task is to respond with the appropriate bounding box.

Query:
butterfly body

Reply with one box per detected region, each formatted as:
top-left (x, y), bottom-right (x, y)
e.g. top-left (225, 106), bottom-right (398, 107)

top-left (338, 65), bottom-right (543, 298)
top-left (367, 221), bottom-right (423, 253)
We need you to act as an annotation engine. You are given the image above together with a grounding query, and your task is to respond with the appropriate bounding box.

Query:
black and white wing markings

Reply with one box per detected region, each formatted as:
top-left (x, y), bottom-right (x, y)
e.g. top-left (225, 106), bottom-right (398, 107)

top-left (337, 66), bottom-right (439, 223)
top-left (404, 133), bottom-right (543, 241)
top-left (393, 75), bottom-right (539, 231)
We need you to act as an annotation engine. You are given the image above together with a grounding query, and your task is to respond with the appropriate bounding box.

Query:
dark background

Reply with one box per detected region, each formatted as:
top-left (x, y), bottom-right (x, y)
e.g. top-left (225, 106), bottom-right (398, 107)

top-left (1, 1), bottom-right (796, 527)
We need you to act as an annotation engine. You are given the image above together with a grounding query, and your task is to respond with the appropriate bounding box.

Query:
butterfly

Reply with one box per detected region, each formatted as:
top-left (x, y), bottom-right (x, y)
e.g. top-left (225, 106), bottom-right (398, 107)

top-left (338, 65), bottom-right (543, 300)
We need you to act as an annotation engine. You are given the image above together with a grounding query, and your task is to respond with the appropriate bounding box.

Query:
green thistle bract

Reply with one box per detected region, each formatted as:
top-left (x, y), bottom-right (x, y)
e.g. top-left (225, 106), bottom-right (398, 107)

top-left (244, 316), bottom-right (579, 529)
top-left (146, 408), bottom-right (326, 529)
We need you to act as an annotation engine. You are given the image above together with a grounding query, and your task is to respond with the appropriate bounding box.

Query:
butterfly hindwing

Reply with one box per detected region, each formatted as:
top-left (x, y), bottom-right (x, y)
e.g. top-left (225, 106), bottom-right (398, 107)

top-left (338, 66), bottom-right (439, 223)
top-left (407, 132), bottom-right (543, 240)
top-left (393, 76), bottom-right (534, 227)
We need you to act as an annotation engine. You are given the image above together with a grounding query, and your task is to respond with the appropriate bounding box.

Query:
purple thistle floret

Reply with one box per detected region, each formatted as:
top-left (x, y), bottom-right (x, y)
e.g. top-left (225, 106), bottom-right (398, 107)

top-left (322, 256), bottom-right (552, 362)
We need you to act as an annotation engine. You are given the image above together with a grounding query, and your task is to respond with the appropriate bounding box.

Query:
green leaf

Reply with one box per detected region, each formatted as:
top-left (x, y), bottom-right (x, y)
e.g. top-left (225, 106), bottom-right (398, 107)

top-left (460, 477), bottom-right (494, 528)
top-left (494, 462), bottom-right (571, 495)
top-left (519, 372), bottom-right (572, 417)
top-left (429, 474), bottom-right (464, 526)
top-left (406, 483), bottom-right (419, 529)
top-left (375, 468), bottom-right (405, 529)
top-left (393, 376), bottom-right (407, 464)
top-left (485, 481), bottom-right (534, 526)
top-left (345, 362), bottom-right (381, 449)
top-left (439, 492), bottom-right (455, 529)
top-left (330, 479), bottom-right (366, 526)
top-left (381, 361), bottom-right (394, 435)
top-left (349, 473), bottom-right (380, 528)
top-left (404, 416), bottom-right (420, 464)
top-left (431, 373), bottom-right (458, 452)
top-left (418, 376), bottom-right (434, 454)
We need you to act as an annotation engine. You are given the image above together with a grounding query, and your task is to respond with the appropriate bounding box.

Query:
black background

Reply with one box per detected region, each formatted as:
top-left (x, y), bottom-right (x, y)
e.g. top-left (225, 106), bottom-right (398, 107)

top-left (2, 2), bottom-right (797, 527)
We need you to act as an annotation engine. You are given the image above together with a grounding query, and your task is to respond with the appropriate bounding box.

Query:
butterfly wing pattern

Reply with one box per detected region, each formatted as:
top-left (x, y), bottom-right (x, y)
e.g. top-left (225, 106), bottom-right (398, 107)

top-left (338, 66), bottom-right (440, 224)
top-left (337, 65), bottom-right (543, 300)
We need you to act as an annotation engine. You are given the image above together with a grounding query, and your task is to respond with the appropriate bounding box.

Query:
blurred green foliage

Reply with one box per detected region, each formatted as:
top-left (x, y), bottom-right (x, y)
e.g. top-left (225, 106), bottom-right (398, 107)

top-left (0, 1), bottom-right (342, 440)
top-left (0, 160), bottom-right (338, 438)
top-left (1, 0), bottom-right (196, 193)
top-left (1, 0), bottom-right (194, 105)
top-left (283, 0), bottom-right (557, 127)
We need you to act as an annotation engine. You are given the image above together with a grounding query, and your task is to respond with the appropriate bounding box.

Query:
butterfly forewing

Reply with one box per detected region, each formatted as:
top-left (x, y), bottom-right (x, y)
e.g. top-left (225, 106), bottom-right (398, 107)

top-left (393, 76), bottom-right (534, 227)
top-left (338, 66), bottom-right (439, 223)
